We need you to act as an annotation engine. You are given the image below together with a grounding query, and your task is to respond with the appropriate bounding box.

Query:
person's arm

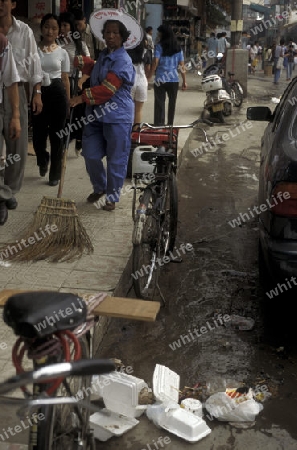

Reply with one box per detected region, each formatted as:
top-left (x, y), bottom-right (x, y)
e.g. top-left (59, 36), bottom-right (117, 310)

top-left (78, 73), bottom-right (90, 90)
top-left (26, 29), bottom-right (43, 115)
top-left (6, 83), bottom-right (21, 140)
top-left (179, 61), bottom-right (187, 90)
top-left (61, 72), bottom-right (70, 104)
top-left (32, 82), bottom-right (42, 115)
top-left (74, 55), bottom-right (95, 76)
top-left (147, 56), bottom-right (159, 80)
top-left (69, 71), bottom-right (123, 107)
top-left (61, 49), bottom-right (71, 104)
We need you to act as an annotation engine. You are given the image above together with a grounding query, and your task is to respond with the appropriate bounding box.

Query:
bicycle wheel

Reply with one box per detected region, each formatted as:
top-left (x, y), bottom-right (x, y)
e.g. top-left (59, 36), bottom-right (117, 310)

top-left (232, 82), bottom-right (243, 107)
top-left (42, 334), bottom-right (94, 450)
top-left (161, 172), bottom-right (178, 255)
top-left (132, 188), bottom-right (159, 300)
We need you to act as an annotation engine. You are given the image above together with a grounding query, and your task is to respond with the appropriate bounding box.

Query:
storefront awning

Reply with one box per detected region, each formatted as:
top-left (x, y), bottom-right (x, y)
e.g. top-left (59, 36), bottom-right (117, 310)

top-left (249, 3), bottom-right (271, 15)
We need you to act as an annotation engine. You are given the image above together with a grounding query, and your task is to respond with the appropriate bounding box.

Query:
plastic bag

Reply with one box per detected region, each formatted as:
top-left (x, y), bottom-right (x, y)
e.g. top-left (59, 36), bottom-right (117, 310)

top-left (205, 391), bottom-right (263, 422)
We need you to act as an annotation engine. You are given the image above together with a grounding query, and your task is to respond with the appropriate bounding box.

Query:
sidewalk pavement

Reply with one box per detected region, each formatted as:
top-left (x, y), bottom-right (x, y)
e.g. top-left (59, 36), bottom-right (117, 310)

top-left (0, 67), bottom-right (290, 448)
top-left (0, 72), bottom-right (207, 448)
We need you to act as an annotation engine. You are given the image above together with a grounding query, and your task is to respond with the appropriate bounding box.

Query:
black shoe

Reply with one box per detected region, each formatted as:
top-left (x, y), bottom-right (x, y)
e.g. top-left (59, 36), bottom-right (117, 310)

top-left (0, 202), bottom-right (8, 225)
top-left (39, 165), bottom-right (48, 177)
top-left (49, 180), bottom-right (59, 186)
top-left (6, 196), bottom-right (17, 210)
top-left (87, 192), bottom-right (106, 203)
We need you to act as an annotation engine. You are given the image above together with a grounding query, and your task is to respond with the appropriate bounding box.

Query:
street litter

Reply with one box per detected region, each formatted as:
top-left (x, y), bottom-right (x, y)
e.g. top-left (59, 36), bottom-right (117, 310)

top-left (181, 398), bottom-right (203, 417)
top-left (225, 314), bottom-right (255, 330)
top-left (147, 401), bottom-right (211, 443)
top-left (205, 388), bottom-right (263, 423)
top-left (271, 97), bottom-right (280, 104)
top-left (147, 365), bottom-right (211, 443)
top-left (89, 409), bottom-right (139, 441)
top-left (97, 371), bottom-right (149, 418)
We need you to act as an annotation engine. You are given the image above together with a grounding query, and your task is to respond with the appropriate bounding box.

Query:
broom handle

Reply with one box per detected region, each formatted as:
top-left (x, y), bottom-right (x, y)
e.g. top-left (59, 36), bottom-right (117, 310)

top-left (57, 69), bottom-right (80, 199)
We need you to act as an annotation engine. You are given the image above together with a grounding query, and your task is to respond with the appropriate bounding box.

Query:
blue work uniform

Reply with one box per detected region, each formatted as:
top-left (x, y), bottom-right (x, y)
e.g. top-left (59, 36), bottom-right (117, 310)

top-left (82, 46), bottom-right (135, 202)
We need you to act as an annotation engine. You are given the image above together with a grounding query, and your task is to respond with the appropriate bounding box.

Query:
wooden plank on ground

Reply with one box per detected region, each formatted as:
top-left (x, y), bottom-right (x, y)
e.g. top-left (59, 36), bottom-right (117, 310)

top-left (0, 289), bottom-right (160, 322)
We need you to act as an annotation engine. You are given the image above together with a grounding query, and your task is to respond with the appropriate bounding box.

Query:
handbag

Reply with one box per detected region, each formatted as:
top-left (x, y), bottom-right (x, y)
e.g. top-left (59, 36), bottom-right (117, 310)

top-left (276, 56), bottom-right (284, 69)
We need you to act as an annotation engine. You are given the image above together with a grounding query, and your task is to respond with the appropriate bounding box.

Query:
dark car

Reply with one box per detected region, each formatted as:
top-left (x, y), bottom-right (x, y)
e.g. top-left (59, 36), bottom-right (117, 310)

top-left (247, 79), bottom-right (297, 286)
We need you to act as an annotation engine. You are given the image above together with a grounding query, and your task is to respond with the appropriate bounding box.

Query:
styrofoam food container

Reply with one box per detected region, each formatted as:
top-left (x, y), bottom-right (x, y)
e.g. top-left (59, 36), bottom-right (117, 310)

top-left (89, 409), bottom-right (139, 441)
top-left (159, 407), bottom-right (211, 443)
top-left (181, 398), bottom-right (203, 417)
top-left (100, 372), bottom-right (148, 418)
top-left (153, 364), bottom-right (180, 404)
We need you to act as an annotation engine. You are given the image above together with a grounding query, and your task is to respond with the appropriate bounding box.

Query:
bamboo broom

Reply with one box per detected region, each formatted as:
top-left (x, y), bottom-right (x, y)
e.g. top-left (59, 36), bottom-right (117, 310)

top-left (1, 70), bottom-right (94, 263)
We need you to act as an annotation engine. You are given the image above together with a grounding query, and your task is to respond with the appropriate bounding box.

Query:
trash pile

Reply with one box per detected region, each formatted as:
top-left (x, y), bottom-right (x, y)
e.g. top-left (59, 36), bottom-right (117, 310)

top-left (89, 364), bottom-right (269, 442)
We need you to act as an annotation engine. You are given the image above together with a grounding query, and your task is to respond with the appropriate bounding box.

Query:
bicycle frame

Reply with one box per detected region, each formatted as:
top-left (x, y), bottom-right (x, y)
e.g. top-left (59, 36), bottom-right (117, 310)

top-left (0, 331), bottom-right (93, 450)
top-left (131, 120), bottom-right (212, 301)
top-left (0, 352), bottom-right (115, 450)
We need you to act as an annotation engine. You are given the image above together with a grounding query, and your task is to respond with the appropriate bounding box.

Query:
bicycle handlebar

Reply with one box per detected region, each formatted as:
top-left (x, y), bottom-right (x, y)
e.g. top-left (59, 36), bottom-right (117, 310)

top-left (0, 359), bottom-right (116, 395)
top-left (137, 118), bottom-right (214, 131)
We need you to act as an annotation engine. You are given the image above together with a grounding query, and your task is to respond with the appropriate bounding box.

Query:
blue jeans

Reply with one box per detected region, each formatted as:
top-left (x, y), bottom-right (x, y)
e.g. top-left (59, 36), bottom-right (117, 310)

top-left (274, 57), bottom-right (281, 83)
top-left (287, 62), bottom-right (294, 79)
top-left (82, 121), bottom-right (132, 202)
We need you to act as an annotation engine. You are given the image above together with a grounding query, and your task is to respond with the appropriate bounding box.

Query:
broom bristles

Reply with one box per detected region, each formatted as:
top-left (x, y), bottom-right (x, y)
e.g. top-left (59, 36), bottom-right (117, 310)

top-left (0, 196), bottom-right (94, 263)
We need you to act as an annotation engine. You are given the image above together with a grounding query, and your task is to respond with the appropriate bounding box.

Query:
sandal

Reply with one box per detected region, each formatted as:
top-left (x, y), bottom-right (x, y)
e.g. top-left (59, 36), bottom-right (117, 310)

top-left (102, 201), bottom-right (115, 211)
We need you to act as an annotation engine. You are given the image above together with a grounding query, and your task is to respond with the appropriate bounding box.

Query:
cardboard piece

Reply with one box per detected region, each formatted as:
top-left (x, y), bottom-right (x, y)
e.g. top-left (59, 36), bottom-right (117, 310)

top-left (0, 289), bottom-right (160, 322)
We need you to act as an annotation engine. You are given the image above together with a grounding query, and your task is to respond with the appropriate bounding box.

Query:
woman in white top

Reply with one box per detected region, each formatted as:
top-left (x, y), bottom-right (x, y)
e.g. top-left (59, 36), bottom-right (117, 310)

top-left (32, 13), bottom-right (70, 186)
top-left (59, 12), bottom-right (90, 154)
top-left (127, 35), bottom-right (149, 124)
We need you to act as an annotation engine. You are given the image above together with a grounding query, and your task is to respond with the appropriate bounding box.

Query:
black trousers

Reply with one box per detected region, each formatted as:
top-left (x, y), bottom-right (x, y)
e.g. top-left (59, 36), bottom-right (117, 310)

top-left (32, 79), bottom-right (67, 181)
top-left (153, 81), bottom-right (179, 125)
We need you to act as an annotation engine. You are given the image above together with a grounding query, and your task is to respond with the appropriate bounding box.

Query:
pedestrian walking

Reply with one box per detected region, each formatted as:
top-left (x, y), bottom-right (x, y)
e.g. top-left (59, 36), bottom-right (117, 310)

top-left (59, 11), bottom-right (90, 154)
top-left (145, 26), bottom-right (154, 57)
top-left (217, 32), bottom-right (230, 61)
top-left (273, 38), bottom-right (285, 84)
top-left (71, 8), bottom-right (101, 60)
top-left (32, 13), bottom-right (70, 187)
top-left (127, 35), bottom-right (149, 124)
top-left (69, 11), bottom-right (139, 211)
top-left (284, 44), bottom-right (296, 81)
top-left (249, 41), bottom-right (259, 74)
top-left (149, 24), bottom-right (187, 126)
top-left (206, 32), bottom-right (217, 66)
top-left (0, 0), bottom-right (43, 210)
top-left (0, 32), bottom-right (21, 225)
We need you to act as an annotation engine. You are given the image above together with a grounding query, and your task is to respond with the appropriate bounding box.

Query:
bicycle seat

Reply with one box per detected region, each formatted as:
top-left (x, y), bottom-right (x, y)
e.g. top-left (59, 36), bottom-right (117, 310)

top-left (228, 72), bottom-right (235, 77)
top-left (3, 291), bottom-right (87, 339)
top-left (141, 151), bottom-right (175, 163)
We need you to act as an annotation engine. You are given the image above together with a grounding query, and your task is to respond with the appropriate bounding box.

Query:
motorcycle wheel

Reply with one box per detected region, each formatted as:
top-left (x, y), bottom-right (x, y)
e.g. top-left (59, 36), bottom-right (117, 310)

top-left (201, 107), bottom-right (224, 123)
top-left (232, 82), bottom-right (243, 107)
top-left (223, 101), bottom-right (232, 116)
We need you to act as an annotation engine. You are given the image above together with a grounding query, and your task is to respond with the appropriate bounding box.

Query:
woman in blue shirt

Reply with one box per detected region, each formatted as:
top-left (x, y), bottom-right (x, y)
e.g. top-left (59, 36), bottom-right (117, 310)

top-left (69, 19), bottom-right (135, 211)
top-left (149, 24), bottom-right (187, 125)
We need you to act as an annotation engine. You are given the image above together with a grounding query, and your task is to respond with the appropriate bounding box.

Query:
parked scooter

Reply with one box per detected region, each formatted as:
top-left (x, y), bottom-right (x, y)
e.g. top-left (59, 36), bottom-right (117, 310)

top-left (199, 54), bottom-right (232, 123)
